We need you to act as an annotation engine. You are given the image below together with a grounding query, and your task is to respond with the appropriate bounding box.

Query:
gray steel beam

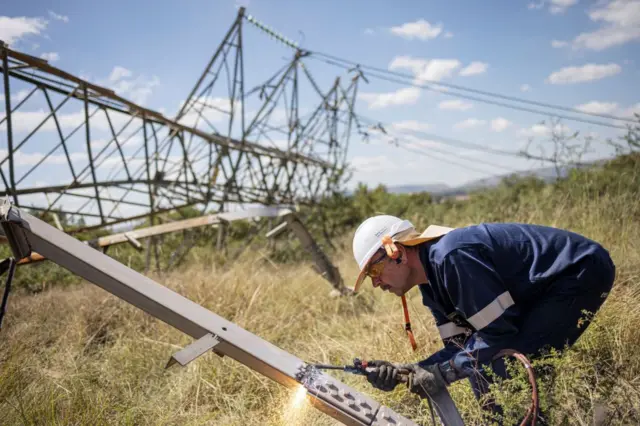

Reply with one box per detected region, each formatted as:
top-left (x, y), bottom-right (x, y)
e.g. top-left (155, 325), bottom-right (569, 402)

top-left (12, 206), bottom-right (294, 265)
top-left (0, 200), bottom-right (424, 426)
top-left (90, 206), bottom-right (292, 248)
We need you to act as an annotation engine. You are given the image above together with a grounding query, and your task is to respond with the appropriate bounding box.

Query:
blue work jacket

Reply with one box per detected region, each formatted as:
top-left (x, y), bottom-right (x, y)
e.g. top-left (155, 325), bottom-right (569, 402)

top-left (416, 222), bottom-right (609, 381)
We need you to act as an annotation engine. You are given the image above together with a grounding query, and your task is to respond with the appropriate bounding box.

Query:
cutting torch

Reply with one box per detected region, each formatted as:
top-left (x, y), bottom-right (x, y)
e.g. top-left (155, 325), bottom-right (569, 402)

top-left (313, 358), bottom-right (411, 383)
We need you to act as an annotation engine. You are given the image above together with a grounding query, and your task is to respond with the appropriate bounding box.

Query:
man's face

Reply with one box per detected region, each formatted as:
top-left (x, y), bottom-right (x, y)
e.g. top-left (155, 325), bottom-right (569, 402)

top-left (369, 249), bottom-right (412, 296)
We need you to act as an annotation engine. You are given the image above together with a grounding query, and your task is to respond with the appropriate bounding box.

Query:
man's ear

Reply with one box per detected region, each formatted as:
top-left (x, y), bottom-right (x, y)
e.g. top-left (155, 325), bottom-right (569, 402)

top-left (398, 245), bottom-right (409, 264)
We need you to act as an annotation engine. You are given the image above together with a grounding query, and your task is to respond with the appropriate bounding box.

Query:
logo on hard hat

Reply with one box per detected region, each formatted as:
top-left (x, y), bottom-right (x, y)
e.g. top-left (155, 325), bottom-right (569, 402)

top-left (374, 227), bottom-right (389, 238)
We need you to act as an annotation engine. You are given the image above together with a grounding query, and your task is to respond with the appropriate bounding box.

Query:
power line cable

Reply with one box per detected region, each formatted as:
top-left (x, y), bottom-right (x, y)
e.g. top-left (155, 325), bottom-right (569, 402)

top-left (311, 56), bottom-right (630, 131)
top-left (357, 114), bottom-right (528, 160)
top-left (354, 115), bottom-right (532, 176)
top-left (356, 113), bottom-right (592, 168)
top-left (308, 51), bottom-right (637, 125)
top-left (398, 144), bottom-right (509, 177)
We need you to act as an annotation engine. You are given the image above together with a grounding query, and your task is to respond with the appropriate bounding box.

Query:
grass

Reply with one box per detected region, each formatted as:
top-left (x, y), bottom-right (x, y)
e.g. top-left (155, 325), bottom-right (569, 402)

top-left (1, 154), bottom-right (640, 425)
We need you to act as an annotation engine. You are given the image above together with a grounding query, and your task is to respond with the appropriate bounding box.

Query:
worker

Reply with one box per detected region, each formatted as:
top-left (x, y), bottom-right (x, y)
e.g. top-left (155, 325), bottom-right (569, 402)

top-left (352, 215), bottom-right (615, 414)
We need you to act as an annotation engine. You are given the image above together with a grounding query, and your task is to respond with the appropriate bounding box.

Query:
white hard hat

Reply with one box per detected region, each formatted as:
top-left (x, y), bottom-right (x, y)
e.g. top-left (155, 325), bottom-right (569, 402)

top-left (352, 215), bottom-right (455, 292)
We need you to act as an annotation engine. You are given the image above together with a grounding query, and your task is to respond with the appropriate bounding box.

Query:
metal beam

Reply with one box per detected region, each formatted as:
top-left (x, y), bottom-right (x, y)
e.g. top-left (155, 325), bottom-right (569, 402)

top-left (0, 45), bottom-right (330, 169)
top-left (0, 201), bottom-right (421, 426)
top-left (1, 44), bottom-right (17, 205)
top-left (91, 206), bottom-right (291, 248)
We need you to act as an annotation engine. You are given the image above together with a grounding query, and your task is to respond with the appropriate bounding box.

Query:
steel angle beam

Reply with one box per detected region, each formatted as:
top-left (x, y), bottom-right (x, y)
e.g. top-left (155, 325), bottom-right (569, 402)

top-left (166, 333), bottom-right (221, 368)
top-left (265, 221), bottom-right (288, 238)
top-left (0, 201), bottom-right (421, 426)
top-left (92, 206), bottom-right (293, 248)
top-left (9, 206), bottom-right (295, 265)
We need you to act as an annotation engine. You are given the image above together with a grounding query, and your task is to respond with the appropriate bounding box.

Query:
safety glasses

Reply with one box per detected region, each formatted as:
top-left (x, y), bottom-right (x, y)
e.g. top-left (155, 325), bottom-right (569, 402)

top-left (366, 252), bottom-right (388, 279)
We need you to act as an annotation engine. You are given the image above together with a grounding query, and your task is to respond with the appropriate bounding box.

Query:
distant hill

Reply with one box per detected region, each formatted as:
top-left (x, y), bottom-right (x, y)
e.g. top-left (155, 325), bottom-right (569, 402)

top-left (386, 164), bottom-right (592, 197)
top-left (386, 183), bottom-right (451, 194)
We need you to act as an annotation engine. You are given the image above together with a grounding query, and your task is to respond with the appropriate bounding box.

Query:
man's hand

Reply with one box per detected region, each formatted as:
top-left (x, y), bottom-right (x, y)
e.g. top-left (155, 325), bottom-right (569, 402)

top-left (405, 364), bottom-right (447, 399)
top-left (365, 360), bottom-right (410, 392)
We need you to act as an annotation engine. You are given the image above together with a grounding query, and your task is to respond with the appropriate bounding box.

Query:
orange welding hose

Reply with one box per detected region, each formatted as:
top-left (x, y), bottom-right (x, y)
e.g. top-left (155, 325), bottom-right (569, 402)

top-left (401, 295), bottom-right (417, 351)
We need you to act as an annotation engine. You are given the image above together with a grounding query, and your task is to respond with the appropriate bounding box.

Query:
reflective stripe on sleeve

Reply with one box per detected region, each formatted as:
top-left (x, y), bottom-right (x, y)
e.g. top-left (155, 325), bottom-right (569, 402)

top-left (467, 291), bottom-right (515, 330)
top-left (438, 322), bottom-right (468, 340)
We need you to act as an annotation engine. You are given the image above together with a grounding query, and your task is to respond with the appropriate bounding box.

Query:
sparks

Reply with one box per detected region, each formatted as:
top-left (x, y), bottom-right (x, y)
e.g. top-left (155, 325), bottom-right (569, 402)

top-left (292, 385), bottom-right (308, 408)
top-left (283, 385), bottom-right (309, 423)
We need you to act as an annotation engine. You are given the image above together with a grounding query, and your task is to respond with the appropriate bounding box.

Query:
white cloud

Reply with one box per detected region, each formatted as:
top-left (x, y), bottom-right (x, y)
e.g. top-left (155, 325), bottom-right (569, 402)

top-left (91, 139), bottom-right (108, 150)
top-left (109, 66), bottom-right (133, 82)
top-left (438, 99), bottom-right (473, 111)
top-left (570, 0), bottom-right (640, 51)
top-left (48, 11), bottom-right (69, 23)
top-left (590, 0), bottom-right (640, 27)
top-left (15, 89), bottom-right (30, 102)
top-left (415, 60), bottom-right (461, 82)
top-left (454, 118), bottom-right (486, 129)
top-left (551, 40), bottom-right (568, 48)
top-left (98, 66), bottom-right (159, 105)
top-left (0, 16), bottom-right (48, 45)
top-left (388, 56), bottom-right (426, 74)
top-left (443, 32), bottom-right (454, 39)
top-left (491, 117), bottom-right (512, 132)
top-left (575, 101), bottom-right (619, 115)
top-left (0, 108), bottom-right (132, 134)
top-left (40, 52), bottom-right (59, 62)
top-left (364, 28), bottom-right (375, 35)
top-left (573, 26), bottom-right (640, 51)
top-left (403, 135), bottom-right (445, 150)
top-left (389, 19), bottom-right (443, 40)
top-left (518, 122), bottom-right (572, 138)
top-left (520, 84), bottom-right (532, 92)
top-left (459, 62), bottom-right (488, 77)
top-left (390, 120), bottom-right (431, 133)
top-left (549, 0), bottom-right (578, 14)
top-left (359, 87), bottom-right (421, 109)
top-left (350, 155), bottom-right (397, 173)
top-left (546, 63), bottom-right (621, 84)
top-left (621, 103), bottom-right (640, 118)
top-left (389, 56), bottom-right (461, 83)
top-left (0, 149), bottom-right (87, 167)
top-left (528, 0), bottom-right (578, 14)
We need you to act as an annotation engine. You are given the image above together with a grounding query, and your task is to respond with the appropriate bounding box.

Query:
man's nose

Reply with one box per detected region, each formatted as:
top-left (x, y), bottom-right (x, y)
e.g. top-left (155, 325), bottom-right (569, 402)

top-left (372, 276), bottom-right (382, 288)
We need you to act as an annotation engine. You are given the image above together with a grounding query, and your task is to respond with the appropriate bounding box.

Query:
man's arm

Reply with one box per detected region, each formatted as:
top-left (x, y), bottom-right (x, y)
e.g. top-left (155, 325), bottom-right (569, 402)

top-left (418, 306), bottom-right (471, 367)
top-left (429, 247), bottom-right (521, 382)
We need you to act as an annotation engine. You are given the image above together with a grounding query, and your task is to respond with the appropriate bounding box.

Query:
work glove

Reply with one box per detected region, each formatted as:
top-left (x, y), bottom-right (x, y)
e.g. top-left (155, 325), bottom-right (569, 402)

top-left (365, 360), bottom-right (411, 392)
top-left (404, 364), bottom-right (447, 399)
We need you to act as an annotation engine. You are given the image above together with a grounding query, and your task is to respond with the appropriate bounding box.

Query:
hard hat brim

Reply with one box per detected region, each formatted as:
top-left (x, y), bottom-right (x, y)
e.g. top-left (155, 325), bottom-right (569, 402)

top-left (351, 224), bottom-right (455, 293)
top-left (353, 267), bottom-right (368, 293)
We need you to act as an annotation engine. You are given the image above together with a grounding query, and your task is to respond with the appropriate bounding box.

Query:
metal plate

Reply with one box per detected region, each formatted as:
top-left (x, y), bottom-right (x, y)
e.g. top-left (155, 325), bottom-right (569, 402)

top-left (371, 405), bottom-right (420, 426)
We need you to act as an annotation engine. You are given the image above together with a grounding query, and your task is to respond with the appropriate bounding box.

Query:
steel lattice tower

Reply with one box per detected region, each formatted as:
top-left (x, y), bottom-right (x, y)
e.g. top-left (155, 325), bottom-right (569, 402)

top-left (0, 7), bottom-right (360, 232)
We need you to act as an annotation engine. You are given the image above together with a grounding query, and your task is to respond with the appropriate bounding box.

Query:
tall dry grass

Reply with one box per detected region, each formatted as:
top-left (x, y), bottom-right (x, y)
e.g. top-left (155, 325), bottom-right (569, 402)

top-left (1, 155), bottom-right (640, 425)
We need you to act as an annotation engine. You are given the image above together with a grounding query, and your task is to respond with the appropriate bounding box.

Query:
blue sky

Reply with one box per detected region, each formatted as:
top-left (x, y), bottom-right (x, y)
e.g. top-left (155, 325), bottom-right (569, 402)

top-left (1, 0), bottom-right (639, 195)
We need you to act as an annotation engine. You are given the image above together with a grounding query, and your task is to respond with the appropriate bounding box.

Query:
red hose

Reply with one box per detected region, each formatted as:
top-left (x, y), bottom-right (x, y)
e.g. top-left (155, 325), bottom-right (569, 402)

top-left (493, 349), bottom-right (539, 426)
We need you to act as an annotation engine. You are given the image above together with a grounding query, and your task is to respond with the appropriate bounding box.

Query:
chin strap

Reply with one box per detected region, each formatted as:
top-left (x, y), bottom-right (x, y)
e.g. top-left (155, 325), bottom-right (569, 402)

top-left (401, 294), bottom-right (417, 351)
top-left (382, 235), bottom-right (417, 351)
